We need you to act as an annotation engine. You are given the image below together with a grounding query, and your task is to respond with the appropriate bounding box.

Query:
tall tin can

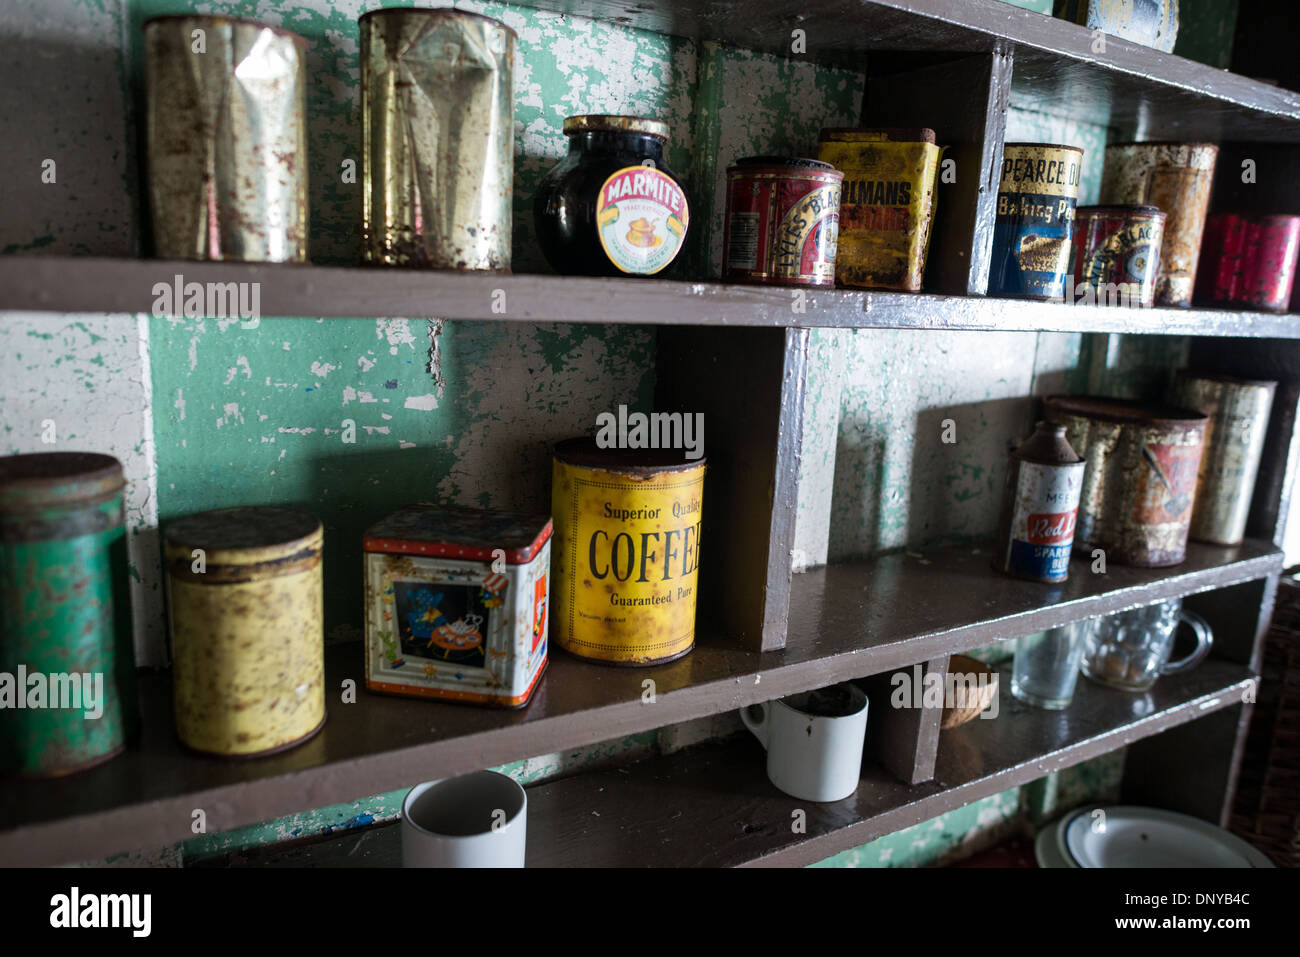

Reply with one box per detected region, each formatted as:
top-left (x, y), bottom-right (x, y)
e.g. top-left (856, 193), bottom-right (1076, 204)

top-left (995, 422), bottom-right (1086, 583)
top-left (551, 439), bottom-right (705, 665)
top-left (144, 16), bottom-right (309, 263)
top-left (1045, 397), bottom-right (1207, 567)
top-left (363, 505), bottom-right (551, 708)
top-left (1194, 213), bottom-right (1300, 313)
top-left (165, 507), bottom-right (325, 756)
top-left (723, 157), bottom-right (842, 286)
top-left (1172, 372), bottom-right (1277, 546)
top-left (0, 453), bottom-right (137, 777)
top-left (1054, 0), bottom-right (1179, 52)
top-left (989, 143), bottom-right (1083, 300)
top-left (816, 128), bottom-right (942, 291)
top-left (1099, 142), bottom-right (1218, 307)
top-left (361, 9), bottom-right (515, 270)
top-left (1072, 205), bottom-right (1166, 307)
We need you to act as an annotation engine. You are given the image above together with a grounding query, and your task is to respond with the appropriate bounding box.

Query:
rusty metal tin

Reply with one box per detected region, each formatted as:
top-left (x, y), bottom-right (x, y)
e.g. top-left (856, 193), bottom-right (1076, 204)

top-left (995, 422), bottom-right (1086, 583)
top-left (1173, 372), bottom-right (1277, 546)
top-left (551, 438), bottom-right (705, 665)
top-left (164, 507), bottom-right (325, 757)
top-left (144, 16), bottom-right (309, 263)
top-left (1054, 0), bottom-right (1179, 52)
top-left (1194, 213), bottom-right (1300, 313)
top-left (1044, 397), bottom-right (1207, 567)
top-left (1072, 205), bottom-right (1166, 307)
top-left (361, 9), bottom-right (515, 270)
top-left (989, 143), bottom-right (1083, 301)
top-left (363, 505), bottom-right (551, 708)
top-left (1099, 142), bottom-right (1217, 307)
top-left (1, 453), bottom-right (137, 777)
top-left (816, 128), bottom-right (942, 292)
top-left (723, 157), bottom-right (843, 286)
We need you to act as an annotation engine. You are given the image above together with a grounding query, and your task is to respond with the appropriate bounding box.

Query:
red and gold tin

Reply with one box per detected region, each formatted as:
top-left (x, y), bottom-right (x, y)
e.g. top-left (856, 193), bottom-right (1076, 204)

top-left (364, 505), bottom-right (551, 708)
top-left (1072, 205), bottom-right (1166, 307)
top-left (1099, 143), bottom-right (1218, 307)
top-left (816, 128), bottom-right (942, 291)
top-left (1194, 213), bottom-right (1300, 313)
top-left (723, 156), bottom-right (842, 286)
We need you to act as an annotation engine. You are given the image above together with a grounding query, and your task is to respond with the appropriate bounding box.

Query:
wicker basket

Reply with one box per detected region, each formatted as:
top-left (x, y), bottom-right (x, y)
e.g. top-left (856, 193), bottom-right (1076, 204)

top-left (1230, 568), bottom-right (1300, 867)
top-left (941, 655), bottom-right (999, 729)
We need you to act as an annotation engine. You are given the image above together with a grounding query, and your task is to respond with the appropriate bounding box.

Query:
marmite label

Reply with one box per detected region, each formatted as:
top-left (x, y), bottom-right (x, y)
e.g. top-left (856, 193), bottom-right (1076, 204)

top-left (595, 166), bottom-right (689, 275)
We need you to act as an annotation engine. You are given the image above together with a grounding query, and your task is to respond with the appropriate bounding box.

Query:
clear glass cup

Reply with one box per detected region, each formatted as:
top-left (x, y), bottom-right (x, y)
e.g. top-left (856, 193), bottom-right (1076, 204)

top-left (1080, 598), bottom-right (1213, 692)
top-left (1011, 620), bottom-right (1090, 710)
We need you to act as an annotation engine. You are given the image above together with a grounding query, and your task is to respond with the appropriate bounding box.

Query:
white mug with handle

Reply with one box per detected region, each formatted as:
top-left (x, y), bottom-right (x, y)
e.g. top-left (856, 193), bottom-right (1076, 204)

top-left (740, 682), bottom-right (869, 803)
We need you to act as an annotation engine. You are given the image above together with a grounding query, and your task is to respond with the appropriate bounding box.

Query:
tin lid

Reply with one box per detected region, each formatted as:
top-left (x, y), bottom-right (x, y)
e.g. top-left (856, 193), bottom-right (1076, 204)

top-left (357, 7), bottom-right (518, 39)
top-left (554, 436), bottom-right (706, 474)
top-left (1016, 421), bottom-right (1083, 466)
top-left (1105, 141), bottom-right (1220, 151)
top-left (1003, 142), bottom-right (1085, 154)
top-left (732, 155), bottom-right (836, 171)
top-left (819, 127), bottom-right (937, 145)
top-left (1044, 395), bottom-right (1208, 427)
top-left (363, 504), bottom-right (553, 564)
top-left (143, 14), bottom-right (309, 48)
top-left (163, 506), bottom-right (323, 566)
top-left (1076, 204), bottom-right (1167, 218)
top-left (563, 115), bottom-right (669, 139)
top-left (0, 452), bottom-right (125, 510)
top-left (1175, 370), bottom-right (1279, 391)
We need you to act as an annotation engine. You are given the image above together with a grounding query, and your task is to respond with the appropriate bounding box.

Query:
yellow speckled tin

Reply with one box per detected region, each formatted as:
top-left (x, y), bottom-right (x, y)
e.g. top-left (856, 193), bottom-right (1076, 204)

top-left (551, 438), bottom-right (705, 666)
top-left (164, 507), bottom-right (325, 756)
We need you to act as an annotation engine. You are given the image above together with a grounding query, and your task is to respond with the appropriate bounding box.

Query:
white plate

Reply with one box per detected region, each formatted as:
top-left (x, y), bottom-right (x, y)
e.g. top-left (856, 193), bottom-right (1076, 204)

top-left (1034, 821), bottom-right (1076, 868)
top-left (1062, 805), bottom-right (1274, 868)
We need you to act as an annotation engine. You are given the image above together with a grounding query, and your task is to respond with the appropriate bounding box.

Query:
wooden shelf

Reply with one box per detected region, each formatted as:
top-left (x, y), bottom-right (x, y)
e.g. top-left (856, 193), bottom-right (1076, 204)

top-left (0, 538), bottom-right (1279, 866)
top-left (200, 659), bottom-right (1258, 867)
top-left (2, 256), bottom-right (1298, 337)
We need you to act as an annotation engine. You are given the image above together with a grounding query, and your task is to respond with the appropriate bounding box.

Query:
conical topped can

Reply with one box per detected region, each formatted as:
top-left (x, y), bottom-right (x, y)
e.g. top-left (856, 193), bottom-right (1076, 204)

top-left (995, 422), bottom-right (1086, 583)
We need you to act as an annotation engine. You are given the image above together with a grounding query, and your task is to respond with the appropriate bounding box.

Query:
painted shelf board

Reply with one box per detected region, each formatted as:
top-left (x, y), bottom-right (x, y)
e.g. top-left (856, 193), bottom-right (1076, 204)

top-left (0, 539), bottom-right (1278, 866)
top-left (2, 256), bottom-right (1298, 337)
top-left (202, 659), bottom-right (1257, 867)
top-left (501, 0), bottom-right (1300, 141)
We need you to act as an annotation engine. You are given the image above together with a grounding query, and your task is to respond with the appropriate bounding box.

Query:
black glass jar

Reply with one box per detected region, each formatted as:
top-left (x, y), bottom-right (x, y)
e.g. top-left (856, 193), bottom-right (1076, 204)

top-left (534, 115), bottom-right (690, 277)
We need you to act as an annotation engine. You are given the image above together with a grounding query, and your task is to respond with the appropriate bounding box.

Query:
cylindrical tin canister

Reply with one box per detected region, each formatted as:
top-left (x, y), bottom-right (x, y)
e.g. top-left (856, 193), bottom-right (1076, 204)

top-left (551, 439), bottom-right (705, 665)
top-left (165, 507), bottom-right (325, 756)
top-left (989, 143), bottom-right (1083, 300)
top-left (1044, 397), bottom-right (1207, 567)
top-left (0, 453), bottom-right (137, 776)
top-left (816, 128), bottom-right (942, 291)
top-left (723, 157), bottom-right (843, 286)
top-left (361, 9), bottom-right (515, 270)
top-left (1194, 213), bottom-right (1300, 313)
top-left (1099, 142), bottom-right (1217, 307)
top-left (144, 16), bottom-right (309, 263)
top-left (1173, 373), bottom-right (1277, 546)
top-left (995, 422), bottom-right (1086, 583)
top-left (1072, 205), bottom-right (1166, 307)
top-left (1054, 0), bottom-right (1179, 52)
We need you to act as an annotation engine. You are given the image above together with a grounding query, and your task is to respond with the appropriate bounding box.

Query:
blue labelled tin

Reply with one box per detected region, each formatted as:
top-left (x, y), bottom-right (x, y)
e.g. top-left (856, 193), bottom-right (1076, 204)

top-left (989, 143), bottom-right (1083, 300)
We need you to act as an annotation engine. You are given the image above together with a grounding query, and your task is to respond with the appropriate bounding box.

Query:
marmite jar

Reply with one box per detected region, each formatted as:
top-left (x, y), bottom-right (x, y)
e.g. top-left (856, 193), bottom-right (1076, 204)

top-left (534, 115), bottom-right (690, 277)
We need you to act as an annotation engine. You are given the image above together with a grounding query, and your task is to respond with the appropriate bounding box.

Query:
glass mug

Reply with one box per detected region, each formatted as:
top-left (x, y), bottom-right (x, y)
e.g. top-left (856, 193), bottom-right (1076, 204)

top-left (1080, 599), bottom-right (1213, 692)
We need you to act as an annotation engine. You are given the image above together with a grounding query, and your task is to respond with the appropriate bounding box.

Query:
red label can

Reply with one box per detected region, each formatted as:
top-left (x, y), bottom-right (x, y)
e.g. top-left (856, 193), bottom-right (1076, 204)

top-left (1072, 205), bottom-right (1166, 307)
top-left (1194, 213), bottom-right (1300, 313)
top-left (723, 156), bottom-right (842, 286)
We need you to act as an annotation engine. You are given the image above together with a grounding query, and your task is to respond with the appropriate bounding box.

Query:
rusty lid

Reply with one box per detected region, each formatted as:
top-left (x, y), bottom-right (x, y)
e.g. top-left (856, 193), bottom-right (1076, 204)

top-left (1076, 205), bottom-right (1166, 218)
top-left (1003, 142), bottom-right (1085, 154)
top-left (164, 506), bottom-right (322, 566)
top-left (554, 436), bottom-right (706, 474)
top-left (357, 7), bottom-right (518, 39)
top-left (143, 14), bottom-right (309, 48)
top-left (819, 127), bottom-right (936, 144)
top-left (1044, 395), bottom-right (1208, 428)
top-left (564, 115), bottom-right (669, 139)
top-left (363, 503), bottom-right (552, 564)
top-left (1105, 141), bottom-right (1219, 151)
top-left (1175, 370), bottom-right (1278, 391)
top-left (732, 155), bottom-right (836, 171)
top-left (0, 452), bottom-right (124, 510)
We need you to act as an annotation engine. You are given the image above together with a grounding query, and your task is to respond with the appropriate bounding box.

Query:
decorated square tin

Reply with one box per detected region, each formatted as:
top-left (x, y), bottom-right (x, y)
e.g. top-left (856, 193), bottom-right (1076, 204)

top-left (364, 504), bottom-right (551, 708)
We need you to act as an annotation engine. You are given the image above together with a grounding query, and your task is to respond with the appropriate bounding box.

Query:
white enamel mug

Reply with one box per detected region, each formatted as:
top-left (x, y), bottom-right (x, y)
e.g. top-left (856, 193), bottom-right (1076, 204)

top-left (401, 770), bottom-right (527, 868)
top-left (740, 682), bottom-right (869, 803)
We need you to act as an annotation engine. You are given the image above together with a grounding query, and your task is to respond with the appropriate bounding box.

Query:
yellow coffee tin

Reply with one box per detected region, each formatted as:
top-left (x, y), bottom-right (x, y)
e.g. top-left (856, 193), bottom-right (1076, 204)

top-left (551, 438), bottom-right (705, 665)
top-left (164, 507), bottom-right (325, 756)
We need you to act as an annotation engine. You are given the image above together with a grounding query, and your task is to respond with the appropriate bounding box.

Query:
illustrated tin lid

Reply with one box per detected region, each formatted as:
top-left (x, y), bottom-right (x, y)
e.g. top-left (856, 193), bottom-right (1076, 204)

top-left (363, 503), bottom-right (553, 564)
top-left (163, 506), bottom-right (323, 566)
top-left (0, 452), bottom-right (124, 510)
top-left (563, 115), bottom-right (669, 139)
top-left (819, 127), bottom-right (937, 144)
top-left (1076, 204), bottom-right (1167, 218)
top-left (554, 436), bottom-right (707, 474)
top-left (1044, 395), bottom-right (1208, 427)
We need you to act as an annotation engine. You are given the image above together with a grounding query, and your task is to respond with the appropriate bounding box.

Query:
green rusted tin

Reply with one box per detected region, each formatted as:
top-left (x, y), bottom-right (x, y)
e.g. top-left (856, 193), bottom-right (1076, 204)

top-left (0, 452), bottom-right (137, 776)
